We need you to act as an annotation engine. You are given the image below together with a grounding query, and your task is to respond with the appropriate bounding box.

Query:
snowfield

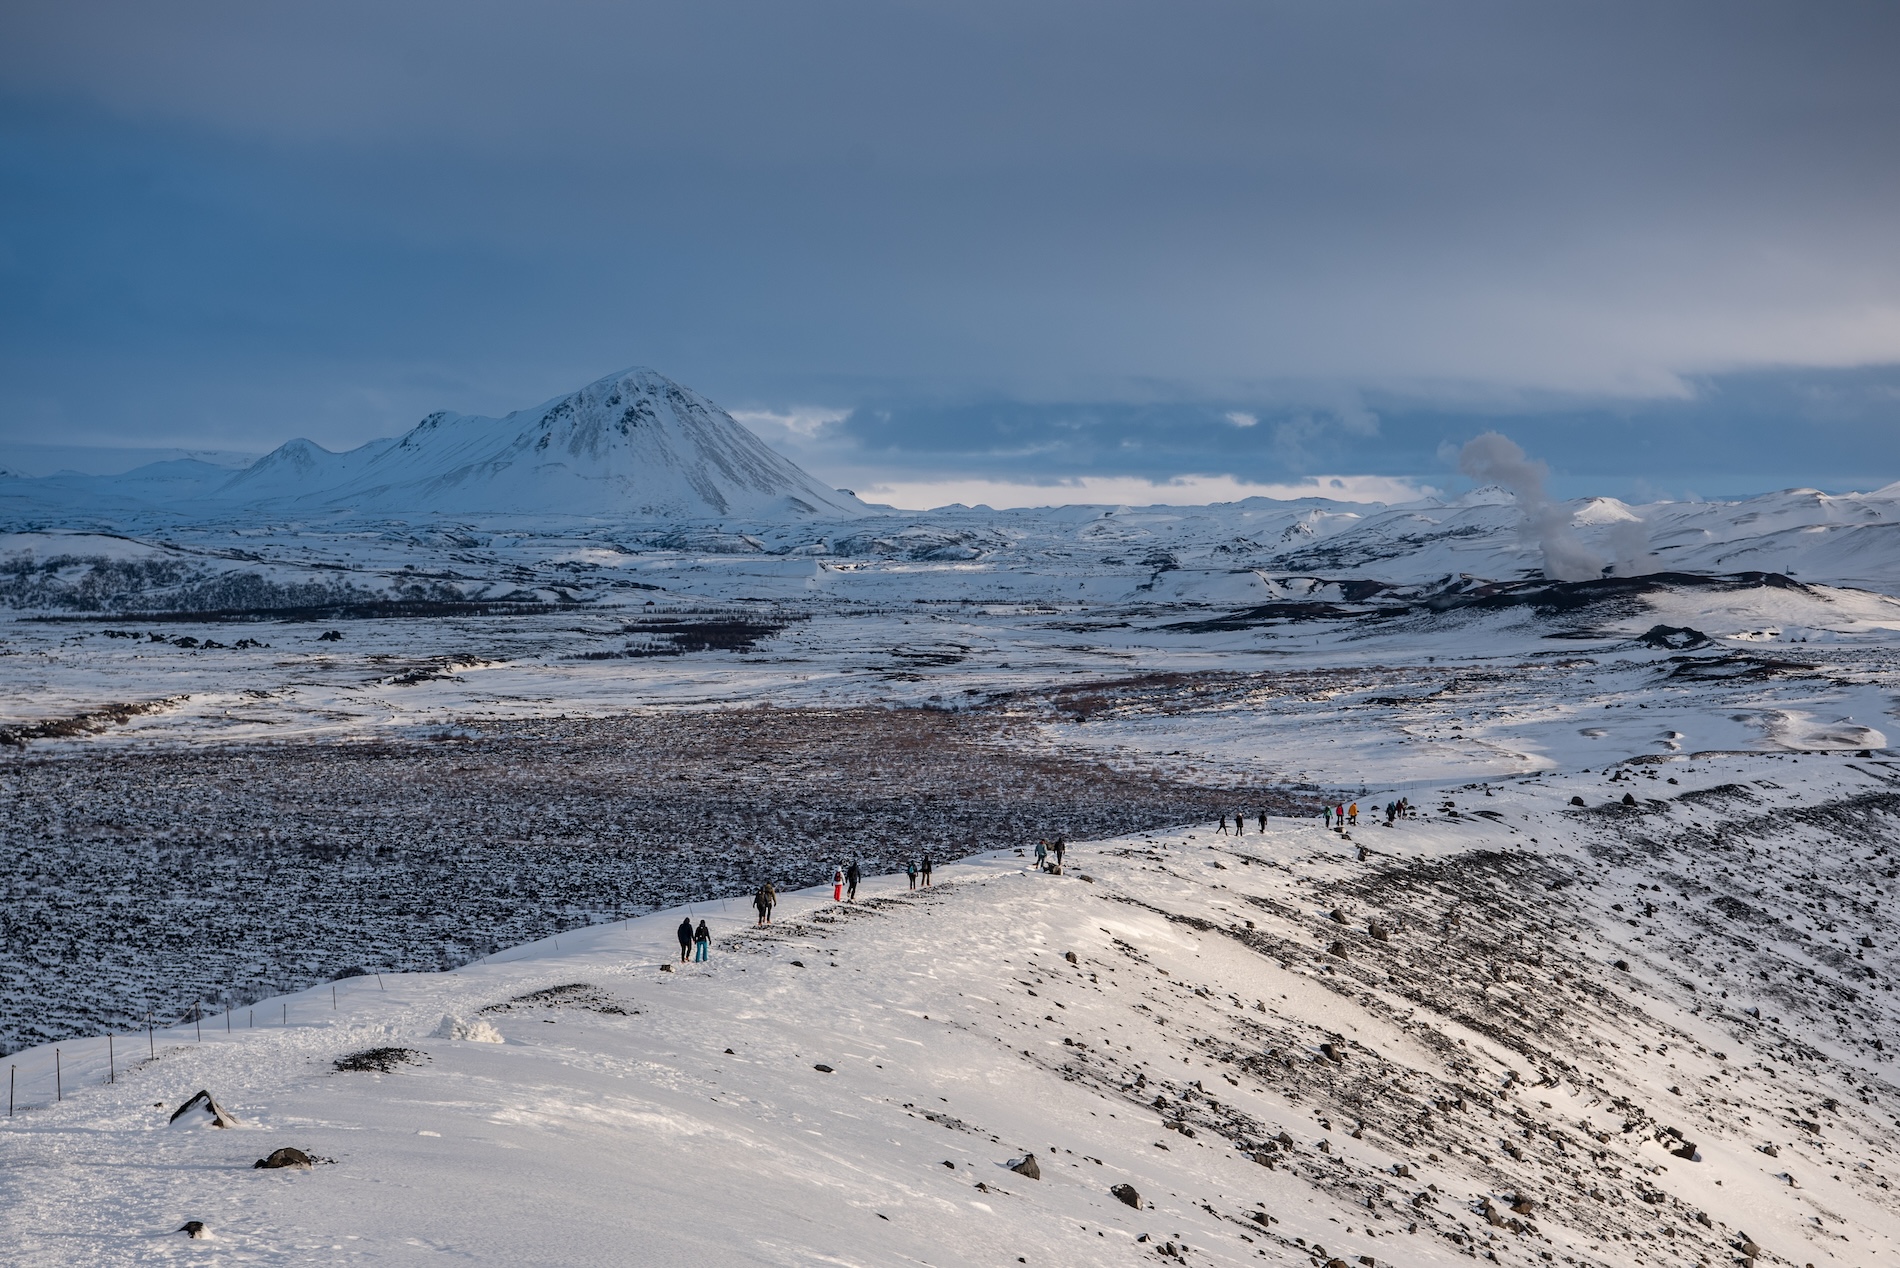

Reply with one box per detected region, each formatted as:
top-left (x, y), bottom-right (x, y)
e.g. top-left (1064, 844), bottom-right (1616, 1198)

top-left (4, 756), bottom-right (1897, 1266)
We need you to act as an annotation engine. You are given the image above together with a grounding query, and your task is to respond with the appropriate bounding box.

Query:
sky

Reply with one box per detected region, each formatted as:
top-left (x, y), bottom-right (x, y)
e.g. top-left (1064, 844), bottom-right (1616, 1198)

top-left (2, 1), bottom-right (1898, 506)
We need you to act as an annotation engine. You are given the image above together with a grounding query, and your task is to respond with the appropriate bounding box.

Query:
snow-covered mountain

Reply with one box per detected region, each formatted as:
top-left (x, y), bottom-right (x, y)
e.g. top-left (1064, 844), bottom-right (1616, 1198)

top-left (215, 368), bottom-right (867, 519)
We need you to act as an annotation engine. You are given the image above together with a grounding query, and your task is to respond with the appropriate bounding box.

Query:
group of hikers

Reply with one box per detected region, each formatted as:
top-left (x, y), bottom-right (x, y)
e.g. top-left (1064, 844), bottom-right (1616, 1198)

top-left (1214, 813), bottom-right (1268, 835)
top-left (1322, 798), bottom-right (1413, 831)
top-left (1031, 838), bottom-right (1066, 872)
top-left (674, 916), bottom-right (712, 962)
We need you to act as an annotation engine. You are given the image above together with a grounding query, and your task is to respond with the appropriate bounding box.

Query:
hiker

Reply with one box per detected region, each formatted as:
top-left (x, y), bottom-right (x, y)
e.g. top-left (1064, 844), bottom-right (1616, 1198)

top-left (847, 859), bottom-right (862, 902)
top-left (1323, 805), bottom-right (1333, 829)
top-left (677, 916), bottom-right (694, 963)
top-left (1232, 811), bottom-right (1243, 836)
top-left (694, 919), bottom-right (711, 962)
top-left (1053, 839), bottom-right (1065, 869)
top-left (1033, 840), bottom-right (1047, 871)
top-left (1217, 814), bottom-right (1229, 835)
top-left (754, 883), bottom-right (776, 927)
top-left (1257, 811), bottom-right (1267, 832)
top-left (1348, 802), bottom-right (1358, 826)
top-left (907, 859), bottom-right (918, 890)
top-left (833, 867), bottom-right (845, 902)
top-left (921, 854), bottom-right (934, 886)
top-left (1334, 803), bottom-right (1346, 831)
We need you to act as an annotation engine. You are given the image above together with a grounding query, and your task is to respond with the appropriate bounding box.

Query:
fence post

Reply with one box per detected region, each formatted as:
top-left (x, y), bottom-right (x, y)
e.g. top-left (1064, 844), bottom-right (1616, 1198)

top-left (55, 1049), bottom-right (61, 1102)
top-left (108, 1034), bottom-right (114, 1084)
top-left (8, 1064), bottom-right (12, 1116)
top-left (194, 1003), bottom-right (201, 1043)
top-left (147, 1011), bottom-right (154, 1057)
top-left (282, 1002), bottom-right (287, 1027)
top-left (332, 985), bottom-right (337, 1010)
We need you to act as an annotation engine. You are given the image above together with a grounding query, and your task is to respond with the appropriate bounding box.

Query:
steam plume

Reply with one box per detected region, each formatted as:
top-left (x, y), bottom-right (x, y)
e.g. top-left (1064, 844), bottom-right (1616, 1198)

top-left (1457, 432), bottom-right (1603, 581)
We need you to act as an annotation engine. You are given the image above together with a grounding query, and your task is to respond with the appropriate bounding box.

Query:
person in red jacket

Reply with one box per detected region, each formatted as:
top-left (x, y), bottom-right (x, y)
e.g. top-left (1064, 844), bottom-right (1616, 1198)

top-left (832, 867), bottom-right (844, 902)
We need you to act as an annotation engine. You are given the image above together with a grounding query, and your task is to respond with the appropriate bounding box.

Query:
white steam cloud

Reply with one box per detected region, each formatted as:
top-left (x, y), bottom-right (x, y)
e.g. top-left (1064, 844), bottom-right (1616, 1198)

top-left (1457, 431), bottom-right (1604, 582)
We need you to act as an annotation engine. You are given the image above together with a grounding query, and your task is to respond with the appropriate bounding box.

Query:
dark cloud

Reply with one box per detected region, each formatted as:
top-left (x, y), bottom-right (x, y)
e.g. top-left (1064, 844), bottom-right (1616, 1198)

top-left (0, 1), bottom-right (1897, 487)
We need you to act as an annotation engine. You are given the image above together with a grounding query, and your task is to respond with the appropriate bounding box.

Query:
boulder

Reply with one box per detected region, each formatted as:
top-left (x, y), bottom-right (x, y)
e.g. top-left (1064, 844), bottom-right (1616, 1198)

top-left (1569, 795), bottom-right (1585, 806)
top-left (178, 1221), bottom-right (208, 1239)
top-left (253, 1147), bottom-right (312, 1170)
top-left (1007, 1153), bottom-right (1041, 1180)
top-left (1110, 1183), bottom-right (1142, 1208)
top-left (1622, 792), bottom-right (1638, 806)
top-left (168, 1090), bottom-right (239, 1128)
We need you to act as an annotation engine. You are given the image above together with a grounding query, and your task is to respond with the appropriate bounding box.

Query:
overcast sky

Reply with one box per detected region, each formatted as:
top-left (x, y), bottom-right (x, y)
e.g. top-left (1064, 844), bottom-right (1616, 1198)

top-left (2, 1), bottom-right (1897, 502)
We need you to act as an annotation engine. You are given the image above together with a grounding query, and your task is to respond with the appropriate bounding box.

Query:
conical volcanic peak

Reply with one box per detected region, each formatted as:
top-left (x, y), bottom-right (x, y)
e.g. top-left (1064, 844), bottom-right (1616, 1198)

top-left (221, 368), bottom-right (865, 521)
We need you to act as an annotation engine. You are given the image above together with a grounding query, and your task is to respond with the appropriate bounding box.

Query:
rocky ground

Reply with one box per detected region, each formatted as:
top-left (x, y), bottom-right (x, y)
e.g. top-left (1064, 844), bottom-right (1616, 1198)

top-left (0, 706), bottom-right (1299, 1054)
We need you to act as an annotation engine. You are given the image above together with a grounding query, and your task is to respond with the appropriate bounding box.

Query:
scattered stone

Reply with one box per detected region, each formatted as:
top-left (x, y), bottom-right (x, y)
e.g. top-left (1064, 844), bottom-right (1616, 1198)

top-left (1329, 908), bottom-right (1349, 924)
top-left (333, 1047), bottom-right (419, 1074)
top-left (789, 960), bottom-right (805, 968)
top-left (1064, 951), bottom-right (1077, 964)
top-left (253, 1147), bottom-right (312, 1170)
top-left (178, 1221), bottom-right (208, 1238)
top-left (1368, 920), bottom-right (1390, 941)
top-left (168, 1090), bottom-right (239, 1128)
top-left (1622, 792), bottom-right (1638, 806)
top-left (1671, 1139), bottom-right (1698, 1160)
top-left (1319, 1042), bottom-right (1345, 1063)
top-left (813, 1063), bottom-right (834, 1073)
top-left (1613, 959), bottom-right (1630, 971)
top-left (1111, 1183), bottom-right (1142, 1208)
top-left (659, 963), bottom-right (673, 973)
top-left (1008, 1153), bottom-right (1041, 1180)
top-left (1569, 796), bottom-right (1586, 806)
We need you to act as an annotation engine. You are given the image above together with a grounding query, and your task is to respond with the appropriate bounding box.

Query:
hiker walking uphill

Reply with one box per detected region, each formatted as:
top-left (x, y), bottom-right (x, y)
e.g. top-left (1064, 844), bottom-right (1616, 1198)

top-left (832, 867), bottom-right (845, 903)
top-left (1052, 839), bottom-right (1065, 871)
top-left (676, 916), bottom-right (695, 963)
top-left (906, 859), bottom-right (918, 890)
top-left (1033, 840), bottom-right (1047, 871)
top-left (846, 859), bottom-right (862, 902)
top-left (753, 882), bottom-right (776, 927)
top-left (693, 919), bottom-right (710, 962)
top-left (920, 853), bottom-right (934, 887)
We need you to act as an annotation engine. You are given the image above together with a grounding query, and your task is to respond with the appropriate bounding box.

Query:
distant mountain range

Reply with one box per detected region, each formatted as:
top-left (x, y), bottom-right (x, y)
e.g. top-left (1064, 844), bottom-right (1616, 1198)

top-left (1, 368), bottom-right (866, 521)
top-left (4, 367), bottom-right (1900, 596)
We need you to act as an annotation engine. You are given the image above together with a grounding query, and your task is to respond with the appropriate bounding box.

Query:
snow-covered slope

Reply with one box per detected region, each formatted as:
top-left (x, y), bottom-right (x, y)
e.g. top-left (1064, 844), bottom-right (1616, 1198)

top-left (221, 368), bottom-right (867, 520)
top-left (6, 760), bottom-right (1897, 1267)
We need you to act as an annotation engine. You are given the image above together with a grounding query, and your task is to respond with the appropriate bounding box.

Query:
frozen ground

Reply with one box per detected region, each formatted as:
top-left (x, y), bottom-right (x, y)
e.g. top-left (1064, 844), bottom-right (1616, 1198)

top-left (2, 752), bottom-right (1896, 1266)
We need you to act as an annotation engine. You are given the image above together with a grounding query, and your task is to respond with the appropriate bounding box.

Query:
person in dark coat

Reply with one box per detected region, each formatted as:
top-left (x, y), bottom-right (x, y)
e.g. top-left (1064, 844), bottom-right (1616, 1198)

top-left (846, 859), bottom-right (862, 901)
top-left (1052, 839), bottom-right (1065, 869)
top-left (920, 854), bottom-right (933, 886)
top-left (754, 883), bottom-right (776, 926)
top-left (693, 919), bottom-right (711, 962)
top-left (677, 916), bottom-right (695, 962)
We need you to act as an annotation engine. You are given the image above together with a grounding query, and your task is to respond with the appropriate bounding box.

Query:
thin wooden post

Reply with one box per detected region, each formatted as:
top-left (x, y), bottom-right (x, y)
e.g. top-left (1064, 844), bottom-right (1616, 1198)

top-left (147, 1011), bottom-right (154, 1057)
top-left (8, 1064), bottom-right (13, 1116)
top-left (376, 973), bottom-right (384, 991)
top-left (55, 1049), bottom-right (61, 1101)
top-left (282, 1002), bottom-right (287, 1027)
top-left (332, 985), bottom-right (337, 1010)
top-left (225, 1008), bottom-right (231, 1034)
top-left (194, 1003), bottom-right (201, 1042)
top-left (249, 1009), bottom-right (254, 1028)
top-left (108, 1035), bottom-right (114, 1084)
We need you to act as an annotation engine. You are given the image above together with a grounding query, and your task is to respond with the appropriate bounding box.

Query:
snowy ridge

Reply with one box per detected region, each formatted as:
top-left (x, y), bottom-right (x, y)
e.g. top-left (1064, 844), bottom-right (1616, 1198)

top-left (4, 760), bottom-right (1897, 1267)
